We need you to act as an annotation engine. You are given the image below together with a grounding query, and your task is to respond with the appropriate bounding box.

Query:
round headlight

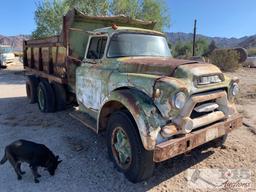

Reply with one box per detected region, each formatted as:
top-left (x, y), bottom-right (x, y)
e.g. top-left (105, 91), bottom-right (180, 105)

top-left (173, 92), bottom-right (186, 109)
top-left (231, 83), bottom-right (239, 96)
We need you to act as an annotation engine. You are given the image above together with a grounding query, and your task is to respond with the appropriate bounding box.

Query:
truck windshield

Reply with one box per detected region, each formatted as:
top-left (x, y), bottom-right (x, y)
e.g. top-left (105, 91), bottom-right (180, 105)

top-left (107, 33), bottom-right (171, 58)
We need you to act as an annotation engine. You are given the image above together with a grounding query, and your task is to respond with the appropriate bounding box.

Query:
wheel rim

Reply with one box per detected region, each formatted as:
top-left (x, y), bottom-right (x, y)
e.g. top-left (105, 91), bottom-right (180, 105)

top-left (38, 87), bottom-right (45, 110)
top-left (111, 126), bottom-right (132, 170)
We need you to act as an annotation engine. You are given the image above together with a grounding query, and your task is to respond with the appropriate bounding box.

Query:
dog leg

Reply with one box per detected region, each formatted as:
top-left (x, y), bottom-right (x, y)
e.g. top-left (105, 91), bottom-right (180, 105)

top-left (17, 162), bottom-right (26, 175)
top-left (8, 155), bottom-right (22, 180)
top-left (0, 150), bottom-right (7, 165)
top-left (30, 166), bottom-right (40, 183)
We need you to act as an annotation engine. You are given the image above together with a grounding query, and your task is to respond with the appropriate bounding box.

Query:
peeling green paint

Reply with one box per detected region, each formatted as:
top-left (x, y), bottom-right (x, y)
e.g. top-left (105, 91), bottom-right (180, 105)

top-left (75, 27), bottom-right (239, 150)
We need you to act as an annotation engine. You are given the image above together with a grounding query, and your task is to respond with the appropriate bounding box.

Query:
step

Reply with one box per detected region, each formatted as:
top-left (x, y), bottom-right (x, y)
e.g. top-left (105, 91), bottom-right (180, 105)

top-left (69, 110), bottom-right (97, 133)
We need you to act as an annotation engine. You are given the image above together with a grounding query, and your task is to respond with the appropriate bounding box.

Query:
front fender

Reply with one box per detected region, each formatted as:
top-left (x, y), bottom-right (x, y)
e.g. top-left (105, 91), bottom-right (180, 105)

top-left (98, 88), bottom-right (166, 150)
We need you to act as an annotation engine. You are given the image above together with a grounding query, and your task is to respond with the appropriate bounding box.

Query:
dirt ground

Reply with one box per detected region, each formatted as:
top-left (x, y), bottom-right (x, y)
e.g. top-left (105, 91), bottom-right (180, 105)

top-left (0, 62), bottom-right (255, 192)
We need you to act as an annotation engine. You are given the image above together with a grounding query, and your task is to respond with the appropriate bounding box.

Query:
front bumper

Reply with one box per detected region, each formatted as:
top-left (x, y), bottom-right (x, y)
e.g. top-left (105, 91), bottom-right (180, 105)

top-left (153, 114), bottom-right (242, 162)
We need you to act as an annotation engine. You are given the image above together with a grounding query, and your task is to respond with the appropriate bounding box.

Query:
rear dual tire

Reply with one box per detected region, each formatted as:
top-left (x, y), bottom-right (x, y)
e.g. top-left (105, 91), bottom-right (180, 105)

top-left (37, 81), bottom-right (55, 113)
top-left (26, 76), bottom-right (67, 112)
top-left (26, 76), bottom-right (38, 104)
top-left (52, 82), bottom-right (67, 111)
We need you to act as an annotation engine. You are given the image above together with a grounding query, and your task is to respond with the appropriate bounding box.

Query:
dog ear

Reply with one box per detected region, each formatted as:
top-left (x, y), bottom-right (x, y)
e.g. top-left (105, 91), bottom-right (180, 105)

top-left (57, 160), bottom-right (62, 164)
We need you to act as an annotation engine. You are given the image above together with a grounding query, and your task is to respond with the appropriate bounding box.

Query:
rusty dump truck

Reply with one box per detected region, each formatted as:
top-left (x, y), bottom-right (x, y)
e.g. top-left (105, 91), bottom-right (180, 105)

top-left (23, 9), bottom-right (242, 182)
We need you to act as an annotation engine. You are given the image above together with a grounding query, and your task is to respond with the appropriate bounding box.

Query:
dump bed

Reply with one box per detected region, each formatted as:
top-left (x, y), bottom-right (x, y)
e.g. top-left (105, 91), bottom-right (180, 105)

top-left (23, 36), bottom-right (67, 84)
top-left (23, 8), bottom-right (155, 91)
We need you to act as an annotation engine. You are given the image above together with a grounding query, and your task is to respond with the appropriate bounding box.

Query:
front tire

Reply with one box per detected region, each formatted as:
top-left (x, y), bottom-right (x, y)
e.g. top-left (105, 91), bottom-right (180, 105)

top-left (212, 134), bottom-right (227, 148)
top-left (107, 111), bottom-right (154, 183)
top-left (37, 81), bottom-right (55, 113)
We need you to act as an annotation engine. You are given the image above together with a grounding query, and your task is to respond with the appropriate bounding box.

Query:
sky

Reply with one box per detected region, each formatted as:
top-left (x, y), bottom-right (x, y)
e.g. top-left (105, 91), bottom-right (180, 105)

top-left (167, 0), bottom-right (256, 38)
top-left (0, 0), bottom-right (255, 38)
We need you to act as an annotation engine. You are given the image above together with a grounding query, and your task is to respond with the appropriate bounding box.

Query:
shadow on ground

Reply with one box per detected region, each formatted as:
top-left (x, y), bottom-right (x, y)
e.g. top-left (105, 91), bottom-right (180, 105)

top-left (0, 69), bottom-right (25, 85)
top-left (0, 96), bottom-right (217, 191)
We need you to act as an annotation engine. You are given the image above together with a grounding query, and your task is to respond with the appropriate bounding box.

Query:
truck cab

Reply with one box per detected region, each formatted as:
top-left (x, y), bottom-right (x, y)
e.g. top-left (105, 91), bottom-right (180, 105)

top-left (73, 25), bottom-right (242, 181)
top-left (23, 9), bottom-right (242, 183)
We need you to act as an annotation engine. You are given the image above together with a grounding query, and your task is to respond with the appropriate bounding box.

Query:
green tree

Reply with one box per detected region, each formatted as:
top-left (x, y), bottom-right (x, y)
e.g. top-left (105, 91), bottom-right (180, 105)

top-left (195, 38), bottom-right (209, 56)
top-left (140, 0), bottom-right (170, 31)
top-left (172, 39), bottom-right (209, 58)
top-left (33, 0), bottom-right (170, 38)
top-left (32, 0), bottom-right (109, 38)
top-left (208, 40), bottom-right (217, 52)
top-left (32, 0), bottom-right (70, 38)
top-left (110, 0), bottom-right (141, 18)
top-left (111, 0), bottom-right (170, 31)
top-left (66, 0), bottom-right (109, 15)
top-left (172, 41), bottom-right (192, 58)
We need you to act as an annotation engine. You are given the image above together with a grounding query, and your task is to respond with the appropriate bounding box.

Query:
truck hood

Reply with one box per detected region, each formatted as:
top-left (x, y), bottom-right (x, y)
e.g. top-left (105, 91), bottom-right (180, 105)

top-left (119, 57), bottom-right (222, 79)
top-left (173, 62), bottom-right (222, 79)
top-left (119, 57), bottom-right (199, 76)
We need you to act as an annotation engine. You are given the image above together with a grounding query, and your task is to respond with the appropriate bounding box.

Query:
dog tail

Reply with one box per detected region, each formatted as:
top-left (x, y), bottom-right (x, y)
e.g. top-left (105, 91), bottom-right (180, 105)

top-left (0, 151), bottom-right (7, 165)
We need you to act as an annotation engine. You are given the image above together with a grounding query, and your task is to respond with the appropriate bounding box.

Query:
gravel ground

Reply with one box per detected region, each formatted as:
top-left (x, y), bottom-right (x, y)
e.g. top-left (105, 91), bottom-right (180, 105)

top-left (0, 63), bottom-right (255, 192)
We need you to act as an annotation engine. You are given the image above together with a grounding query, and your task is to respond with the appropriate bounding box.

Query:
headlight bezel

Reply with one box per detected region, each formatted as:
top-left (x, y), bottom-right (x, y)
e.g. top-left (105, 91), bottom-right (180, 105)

top-left (172, 91), bottom-right (187, 109)
top-left (230, 82), bottom-right (239, 96)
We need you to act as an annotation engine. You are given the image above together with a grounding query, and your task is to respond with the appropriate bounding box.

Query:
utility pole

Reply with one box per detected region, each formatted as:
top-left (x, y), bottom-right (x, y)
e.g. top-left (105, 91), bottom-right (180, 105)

top-left (192, 19), bottom-right (197, 56)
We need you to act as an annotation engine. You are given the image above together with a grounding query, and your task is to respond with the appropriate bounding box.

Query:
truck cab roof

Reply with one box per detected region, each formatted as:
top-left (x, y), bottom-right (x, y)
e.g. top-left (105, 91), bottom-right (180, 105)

top-left (93, 26), bottom-right (164, 36)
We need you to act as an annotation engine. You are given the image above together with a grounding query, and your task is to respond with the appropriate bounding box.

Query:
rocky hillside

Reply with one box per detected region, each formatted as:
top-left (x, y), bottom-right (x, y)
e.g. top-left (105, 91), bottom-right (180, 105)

top-left (0, 35), bottom-right (30, 51)
top-left (0, 33), bottom-right (255, 51)
top-left (238, 35), bottom-right (256, 48)
top-left (166, 32), bottom-right (256, 48)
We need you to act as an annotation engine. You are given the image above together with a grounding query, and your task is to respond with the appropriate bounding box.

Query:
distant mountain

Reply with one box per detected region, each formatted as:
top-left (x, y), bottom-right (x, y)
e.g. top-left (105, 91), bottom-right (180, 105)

top-left (0, 33), bottom-right (255, 51)
top-left (166, 32), bottom-right (256, 49)
top-left (238, 35), bottom-right (256, 48)
top-left (0, 35), bottom-right (30, 51)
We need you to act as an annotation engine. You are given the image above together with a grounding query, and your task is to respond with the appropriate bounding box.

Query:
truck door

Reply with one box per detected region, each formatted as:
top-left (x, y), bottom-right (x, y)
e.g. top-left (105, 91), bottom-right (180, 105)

top-left (76, 36), bottom-right (107, 111)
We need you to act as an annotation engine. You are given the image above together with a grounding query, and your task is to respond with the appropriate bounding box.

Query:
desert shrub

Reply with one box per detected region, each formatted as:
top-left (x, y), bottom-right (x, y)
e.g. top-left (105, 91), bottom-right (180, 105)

top-left (14, 52), bottom-right (23, 57)
top-left (209, 49), bottom-right (240, 72)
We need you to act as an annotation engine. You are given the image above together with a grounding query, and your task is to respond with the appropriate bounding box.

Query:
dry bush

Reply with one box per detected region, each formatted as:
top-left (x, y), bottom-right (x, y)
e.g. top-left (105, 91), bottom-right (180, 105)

top-left (14, 52), bottom-right (23, 57)
top-left (209, 49), bottom-right (240, 72)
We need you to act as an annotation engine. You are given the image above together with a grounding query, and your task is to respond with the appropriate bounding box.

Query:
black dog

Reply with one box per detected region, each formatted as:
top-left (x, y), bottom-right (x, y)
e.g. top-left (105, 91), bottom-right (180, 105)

top-left (0, 139), bottom-right (62, 183)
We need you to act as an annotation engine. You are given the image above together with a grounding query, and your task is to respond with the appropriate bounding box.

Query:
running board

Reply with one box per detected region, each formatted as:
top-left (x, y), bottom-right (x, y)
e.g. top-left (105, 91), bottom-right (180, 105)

top-left (69, 110), bottom-right (97, 133)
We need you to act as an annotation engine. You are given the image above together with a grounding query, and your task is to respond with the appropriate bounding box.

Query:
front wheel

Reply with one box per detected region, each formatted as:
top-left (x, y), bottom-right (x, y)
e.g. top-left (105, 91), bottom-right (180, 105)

top-left (107, 111), bottom-right (154, 183)
top-left (212, 134), bottom-right (227, 148)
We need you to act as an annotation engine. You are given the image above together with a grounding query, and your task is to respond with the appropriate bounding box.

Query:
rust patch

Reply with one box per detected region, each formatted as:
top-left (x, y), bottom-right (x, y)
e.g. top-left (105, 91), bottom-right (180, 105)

top-left (118, 90), bottom-right (140, 115)
top-left (121, 57), bottom-right (198, 76)
top-left (154, 114), bottom-right (242, 162)
top-left (177, 63), bottom-right (222, 76)
top-left (122, 57), bottom-right (197, 66)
